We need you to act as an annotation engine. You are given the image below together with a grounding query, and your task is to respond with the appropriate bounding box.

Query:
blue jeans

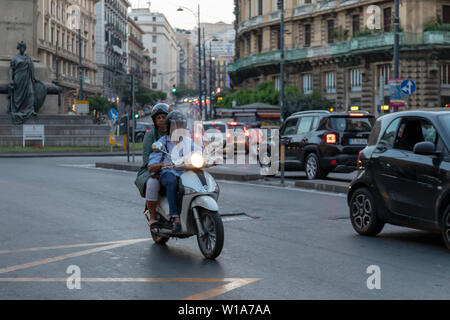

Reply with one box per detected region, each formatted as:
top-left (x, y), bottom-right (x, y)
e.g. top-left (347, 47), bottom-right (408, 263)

top-left (159, 172), bottom-right (179, 218)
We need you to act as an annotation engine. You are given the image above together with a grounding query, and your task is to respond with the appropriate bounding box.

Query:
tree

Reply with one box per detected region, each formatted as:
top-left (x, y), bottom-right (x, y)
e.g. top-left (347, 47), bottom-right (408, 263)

top-left (284, 90), bottom-right (334, 119)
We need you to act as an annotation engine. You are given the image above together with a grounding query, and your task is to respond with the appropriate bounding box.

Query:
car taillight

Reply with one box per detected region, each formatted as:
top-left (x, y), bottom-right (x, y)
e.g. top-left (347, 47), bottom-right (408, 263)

top-left (349, 113), bottom-right (365, 117)
top-left (145, 129), bottom-right (149, 132)
top-left (325, 133), bottom-right (337, 144)
top-left (244, 130), bottom-right (250, 137)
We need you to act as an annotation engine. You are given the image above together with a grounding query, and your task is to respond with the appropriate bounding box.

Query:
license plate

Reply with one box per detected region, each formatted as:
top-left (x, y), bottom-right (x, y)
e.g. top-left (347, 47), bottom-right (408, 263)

top-left (349, 138), bottom-right (367, 145)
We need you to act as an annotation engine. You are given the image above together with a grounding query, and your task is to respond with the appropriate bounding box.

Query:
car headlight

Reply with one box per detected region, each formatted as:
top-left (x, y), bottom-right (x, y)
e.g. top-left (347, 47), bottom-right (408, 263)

top-left (191, 153), bottom-right (205, 168)
top-left (214, 182), bottom-right (220, 194)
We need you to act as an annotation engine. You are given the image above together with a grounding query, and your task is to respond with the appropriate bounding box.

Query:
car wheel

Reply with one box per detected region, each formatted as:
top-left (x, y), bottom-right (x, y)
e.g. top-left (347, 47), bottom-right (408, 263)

top-left (440, 205), bottom-right (450, 250)
top-left (305, 153), bottom-right (326, 180)
top-left (349, 188), bottom-right (384, 236)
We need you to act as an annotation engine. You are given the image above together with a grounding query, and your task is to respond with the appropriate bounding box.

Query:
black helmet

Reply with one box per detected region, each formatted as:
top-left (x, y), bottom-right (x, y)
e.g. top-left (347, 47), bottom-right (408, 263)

top-left (165, 111), bottom-right (187, 134)
top-left (151, 103), bottom-right (170, 123)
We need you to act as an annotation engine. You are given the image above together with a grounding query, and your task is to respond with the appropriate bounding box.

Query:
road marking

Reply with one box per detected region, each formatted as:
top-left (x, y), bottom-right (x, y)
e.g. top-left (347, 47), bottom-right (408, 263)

top-left (0, 277), bottom-right (260, 300)
top-left (217, 179), bottom-right (347, 197)
top-left (0, 239), bottom-right (149, 275)
top-left (183, 278), bottom-right (260, 300)
top-left (0, 238), bottom-right (150, 255)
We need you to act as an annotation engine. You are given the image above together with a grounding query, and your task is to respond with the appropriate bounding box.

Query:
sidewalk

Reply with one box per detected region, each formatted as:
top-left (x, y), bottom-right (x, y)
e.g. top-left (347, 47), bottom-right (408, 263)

top-left (0, 150), bottom-right (143, 158)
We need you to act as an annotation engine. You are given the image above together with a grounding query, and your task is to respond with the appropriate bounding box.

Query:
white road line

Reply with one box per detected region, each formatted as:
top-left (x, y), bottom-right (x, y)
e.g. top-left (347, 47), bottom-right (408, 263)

top-left (216, 179), bottom-right (347, 198)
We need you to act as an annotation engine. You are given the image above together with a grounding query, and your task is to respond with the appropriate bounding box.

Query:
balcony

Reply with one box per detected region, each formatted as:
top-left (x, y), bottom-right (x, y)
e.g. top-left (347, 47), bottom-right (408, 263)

top-left (294, 4), bottom-right (313, 17)
top-left (229, 32), bottom-right (450, 73)
top-left (237, 16), bottom-right (263, 33)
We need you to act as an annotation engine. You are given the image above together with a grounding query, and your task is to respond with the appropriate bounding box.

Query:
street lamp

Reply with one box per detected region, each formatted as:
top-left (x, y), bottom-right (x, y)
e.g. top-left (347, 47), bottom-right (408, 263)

top-left (177, 5), bottom-right (203, 119)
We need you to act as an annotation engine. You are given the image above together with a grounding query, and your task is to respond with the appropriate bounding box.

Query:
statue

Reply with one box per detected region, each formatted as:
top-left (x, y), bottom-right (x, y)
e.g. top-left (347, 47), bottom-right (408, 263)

top-left (8, 41), bottom-right (46, 124)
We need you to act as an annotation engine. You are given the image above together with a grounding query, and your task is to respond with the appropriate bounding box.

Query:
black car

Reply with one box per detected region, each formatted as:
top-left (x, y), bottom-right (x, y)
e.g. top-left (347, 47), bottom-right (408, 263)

top-left (260, 110), bottom-right (374, 179)
top-left (134, 122), bottom-right (153, 142)
top-left (347, 110), bottom-right (450, 249)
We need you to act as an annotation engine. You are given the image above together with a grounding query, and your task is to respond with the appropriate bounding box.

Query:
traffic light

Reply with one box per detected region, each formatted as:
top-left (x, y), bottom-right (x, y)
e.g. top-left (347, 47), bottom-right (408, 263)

top-left (119, 114), bottom-right (129, 135)
top-left (172, 84), bottom-right (177, 94)
top-left (277, 0), bottom-right (283, 10)
top-left (134, 113), bottom-right (139, 119)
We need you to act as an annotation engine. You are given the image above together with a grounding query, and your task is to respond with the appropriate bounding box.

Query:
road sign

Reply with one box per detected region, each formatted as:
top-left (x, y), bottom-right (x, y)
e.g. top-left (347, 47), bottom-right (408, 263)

top-left (108, 108), bottom-right (118, 121)
top-left (389, 79), bottom-right (405, 108)
top-left (401, 79), bottom-right (416, 95)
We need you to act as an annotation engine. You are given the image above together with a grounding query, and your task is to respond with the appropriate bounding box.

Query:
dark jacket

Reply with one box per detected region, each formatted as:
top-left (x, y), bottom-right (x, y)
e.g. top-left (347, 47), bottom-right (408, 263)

top-left (134, 128), bottom-right (162, 198)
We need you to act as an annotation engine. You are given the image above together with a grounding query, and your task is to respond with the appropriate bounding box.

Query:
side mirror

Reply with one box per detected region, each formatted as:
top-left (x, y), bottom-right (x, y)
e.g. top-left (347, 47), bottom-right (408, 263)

top-left (375, 140), bottom-right (388, 152)
top-left (152, 142), bottom-right (164, 152)
top-left (413, 141), bottom-right (440, 156)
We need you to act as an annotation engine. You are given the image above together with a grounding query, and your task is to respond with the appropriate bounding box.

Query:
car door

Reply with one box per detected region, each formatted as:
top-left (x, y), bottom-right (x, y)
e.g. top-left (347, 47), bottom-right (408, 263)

top-left (390, 118), bottom-right (443, 221)
top-left (280, 117), bottom-right (300, 167)
top-left (373, 117), bottom-right (443, 221)
top-left (291, 116), bottom-right (315, 167)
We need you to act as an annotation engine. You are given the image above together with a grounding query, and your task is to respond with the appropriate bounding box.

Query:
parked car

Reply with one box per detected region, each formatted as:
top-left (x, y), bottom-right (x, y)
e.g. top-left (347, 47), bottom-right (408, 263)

top-left (347, 109), bottom-right (450, 249)
top-left (134, 122), bottom-right (153, 142)
top-left (260, 110), bottom-right (375, 179)
top-left (203, 121), bottom-right (227, 148)
top-left (227, 121), bottom-right (250, 153)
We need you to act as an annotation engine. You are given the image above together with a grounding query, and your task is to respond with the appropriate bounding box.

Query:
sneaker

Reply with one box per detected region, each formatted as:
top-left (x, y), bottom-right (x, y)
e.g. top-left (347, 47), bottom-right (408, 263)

top-left (172, 221), bottom-right (181, 233)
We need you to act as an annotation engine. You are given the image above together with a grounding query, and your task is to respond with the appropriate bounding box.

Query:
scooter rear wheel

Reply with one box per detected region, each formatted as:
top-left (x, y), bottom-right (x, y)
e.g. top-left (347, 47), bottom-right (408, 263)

top-left (197, 209), bottom-right (224, 259)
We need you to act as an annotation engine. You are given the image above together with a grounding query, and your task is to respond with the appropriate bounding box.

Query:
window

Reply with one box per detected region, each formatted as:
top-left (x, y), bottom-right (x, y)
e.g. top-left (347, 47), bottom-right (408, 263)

top-left (311, 117), bottom-right (320, 131)
top-left (258, 0), bottom-right (263, 15)
top-left (380, 118), bottom-right (401, 148)
top-left (352, 15), bottom-right (360, 34)
top-left (304, 24), bottom-right (311, 47)
top-left (325, 71), bottom-right (336, 94)
top-left (444, 6), bottom-right (450, 24)
top-left (152, 35), bottom-right (157, 43)
top-left (152, 47), bottom-right (157, 54)
top-left (383, 7), bottom-right (392, 32)
top-left (153, 26), bottom-right (157, 32)
top-left (153, 17), bottom-right (156, 22)
top-left (350, 69), bottom-right (362, 91)
top-left (296, 117), bottom-right (314, 134)
top-left (152, 82), bottom-right (158, 89)
top-left (441, 64), bottom-right (450, 86)
top-left (257, 33), bottom-right (262, 53)
top-left (327, 20), bottom-right (334, 44)
top-left (377, 64), bottom-right (391, 86)
top-left (134, 16), bottom-right (138, 21)
top-left (302, 73), bottom-right (312, 94)
top-left (274, 76), bottom-right (281, 91)
top-left (282, 118), bottom-right (298, 135)
top-left (394, 118), bottom-right (437, 151)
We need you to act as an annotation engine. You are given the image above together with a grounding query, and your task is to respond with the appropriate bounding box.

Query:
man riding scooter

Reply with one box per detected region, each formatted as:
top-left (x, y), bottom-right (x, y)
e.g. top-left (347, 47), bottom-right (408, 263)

top-left (148, 111), bottom-right (198, 233)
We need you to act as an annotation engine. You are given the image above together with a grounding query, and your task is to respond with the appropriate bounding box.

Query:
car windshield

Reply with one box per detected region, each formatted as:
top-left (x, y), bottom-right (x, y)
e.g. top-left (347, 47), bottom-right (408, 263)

top-left (330, 116), bottom-right (373, 132)
top-left (228, 125), bottom-right (246, 132)
top-left (440, 114), bottom-right (450, 138)
top-left (203, 124), bottom-right (226, 133)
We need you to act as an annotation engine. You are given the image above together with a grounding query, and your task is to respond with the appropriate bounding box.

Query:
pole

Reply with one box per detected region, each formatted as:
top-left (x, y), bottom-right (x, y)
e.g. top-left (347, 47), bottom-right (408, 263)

top-left (197, 4), bottom-right (203, 120)
top-left (279, 0), bottom-right (285, 124)
top-left (202, 28), bottom-right (207, 121)
top-left (209, 43), bottom-right (212, 120)
top-left (78, 28), bottom-right (83, 100)
top-left (393, 0), bottom-right (400, 79)
top-left (132, 75), bottom-right (136, 163)
top-left (55, 38), bottom-right (61, 113)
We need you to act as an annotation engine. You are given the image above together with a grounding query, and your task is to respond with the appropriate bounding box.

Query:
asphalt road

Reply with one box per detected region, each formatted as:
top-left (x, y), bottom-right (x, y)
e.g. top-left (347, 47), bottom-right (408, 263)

top-left (0, 156), bottom-right (449, 300)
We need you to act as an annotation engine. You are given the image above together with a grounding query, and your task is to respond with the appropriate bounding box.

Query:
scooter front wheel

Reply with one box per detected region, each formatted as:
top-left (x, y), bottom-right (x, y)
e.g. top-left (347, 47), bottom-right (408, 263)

top-left (197, 209), bottom-right (224, 260)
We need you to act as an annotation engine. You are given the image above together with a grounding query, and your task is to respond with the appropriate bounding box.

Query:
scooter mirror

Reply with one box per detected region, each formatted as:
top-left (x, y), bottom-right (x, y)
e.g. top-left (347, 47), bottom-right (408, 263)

top-left (152, 142), bottom-right (164, 152)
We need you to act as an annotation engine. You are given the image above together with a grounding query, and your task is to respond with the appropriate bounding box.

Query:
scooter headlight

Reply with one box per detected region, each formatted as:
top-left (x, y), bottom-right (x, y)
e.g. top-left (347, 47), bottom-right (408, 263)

top-left (191, 152), bottom-right (205, 168)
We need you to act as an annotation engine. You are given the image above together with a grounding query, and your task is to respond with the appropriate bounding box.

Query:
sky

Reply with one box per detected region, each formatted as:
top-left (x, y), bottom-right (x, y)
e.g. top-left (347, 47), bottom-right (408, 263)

top-left (129, 0), bottom-right (235, 30)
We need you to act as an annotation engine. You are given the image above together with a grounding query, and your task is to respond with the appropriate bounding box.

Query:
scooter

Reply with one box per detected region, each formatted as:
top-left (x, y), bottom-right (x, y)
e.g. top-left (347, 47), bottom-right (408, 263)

top-left (143, 142), bottom-right (224, 259)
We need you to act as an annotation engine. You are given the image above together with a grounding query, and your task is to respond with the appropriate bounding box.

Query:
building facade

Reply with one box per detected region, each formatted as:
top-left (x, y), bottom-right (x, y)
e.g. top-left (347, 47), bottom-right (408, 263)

top-left (176, 29), bottom-right (196, 90)
top-left (37, 0), bottom-right (102, 113)
top-left (229, 0), bottom-right (450, 113)
top-left (127, 16), bottom-right (147, 88)
top-left (95, 0), bottom-right (130, 103)
top-left (130, 8), bottom-right (179, 95)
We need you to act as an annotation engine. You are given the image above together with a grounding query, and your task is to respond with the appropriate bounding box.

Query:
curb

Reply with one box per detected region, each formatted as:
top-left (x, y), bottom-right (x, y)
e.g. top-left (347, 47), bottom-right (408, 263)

top-left (294, 180), bottom-right (349, 194)
top-left (0, 151), bottom-right (143, 158)
top-left (94, 162), bottom-right (263, 182)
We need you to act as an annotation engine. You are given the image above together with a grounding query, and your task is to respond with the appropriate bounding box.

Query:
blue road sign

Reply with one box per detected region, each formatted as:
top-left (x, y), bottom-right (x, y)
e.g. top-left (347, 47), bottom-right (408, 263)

top-left (401, 79), bottom-right (416, 95)
top-left (108, 108), bottom-right (118, 121)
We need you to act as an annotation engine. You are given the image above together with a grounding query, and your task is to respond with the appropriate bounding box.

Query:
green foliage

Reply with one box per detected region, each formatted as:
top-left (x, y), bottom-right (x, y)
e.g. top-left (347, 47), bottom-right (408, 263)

top-left (172, 83), bottom-right (198, 99)
top-left (122, 87), bottom-right (167, 107)
top-left (352, 27), bottom-right (373, 38)
top-left (333, 28), bottom-right (349, 41)
top-left (424, 16), bottom-right (450, 31)
top-left (88, 95), bottom-right (112, 115)
top-left (283, 90), bottom-right (334, 119)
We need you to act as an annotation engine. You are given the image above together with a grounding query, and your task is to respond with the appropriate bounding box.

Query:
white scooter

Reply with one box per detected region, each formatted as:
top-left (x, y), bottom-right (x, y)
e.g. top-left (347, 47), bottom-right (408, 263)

top-left (143, 141), bottom-right (224, 259)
